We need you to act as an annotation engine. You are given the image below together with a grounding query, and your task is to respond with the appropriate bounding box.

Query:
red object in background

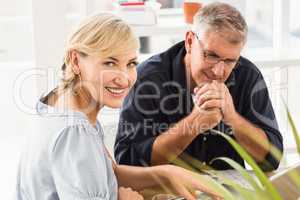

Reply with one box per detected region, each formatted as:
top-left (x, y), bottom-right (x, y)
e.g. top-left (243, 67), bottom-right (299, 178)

top-left (120, 2), bottom-right (145, 6)
top-left (183, 2), bottom-right (202, 24)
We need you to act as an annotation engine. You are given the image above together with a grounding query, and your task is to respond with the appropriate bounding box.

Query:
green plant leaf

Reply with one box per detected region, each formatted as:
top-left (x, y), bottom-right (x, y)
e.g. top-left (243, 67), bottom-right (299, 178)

top-left (283, 102), bottom-right (300, 154)
top-left (176, 153), bottom-right (272, 199)
top-left (211, 157), bottom-right (263, 192)
top-left (172, 157), bottom-right (236, 199)
top-left (193, 173), bottom-right (236, 200)
top-left (210, 129), bottom-right (283, 200)
top-left (215, 174), bottom-right (268, 200)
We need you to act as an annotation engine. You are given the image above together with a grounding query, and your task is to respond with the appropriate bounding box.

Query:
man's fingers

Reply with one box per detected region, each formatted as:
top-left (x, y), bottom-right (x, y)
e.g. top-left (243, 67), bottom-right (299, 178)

top-left (194, 87), bottom-right (200, 94)
top-left (194, 83), bottom-right (207, 93)
top-left (195, 84), bottom-right (211, 97)
top-left (195, 92), bottom-right (223, 106)
top-left (195, 84), bottom-right (225, 103)
top-left (200, 99), bottom-right (222, 110)
top-left (196, 81), bottom-right (222, 94)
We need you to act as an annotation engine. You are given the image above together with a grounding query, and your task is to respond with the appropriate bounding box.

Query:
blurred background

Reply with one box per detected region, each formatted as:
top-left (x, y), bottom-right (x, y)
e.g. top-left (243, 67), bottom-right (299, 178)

top-left (1, 0), bottom-right (300, 199)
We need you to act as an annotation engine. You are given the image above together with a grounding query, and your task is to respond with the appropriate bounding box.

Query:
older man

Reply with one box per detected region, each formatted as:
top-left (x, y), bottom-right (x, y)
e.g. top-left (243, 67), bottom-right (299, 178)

top-left (114, 2), bottom-right (283, 171)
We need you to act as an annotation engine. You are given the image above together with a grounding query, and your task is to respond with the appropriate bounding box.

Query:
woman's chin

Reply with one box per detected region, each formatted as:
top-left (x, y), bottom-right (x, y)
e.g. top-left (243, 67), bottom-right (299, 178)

top-left (103, 99), bottom-right (123, 109)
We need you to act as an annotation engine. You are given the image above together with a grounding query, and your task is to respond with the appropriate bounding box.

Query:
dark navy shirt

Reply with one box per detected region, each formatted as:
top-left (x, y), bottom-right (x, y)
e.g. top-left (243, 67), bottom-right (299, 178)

top-left (114, 41), bottom-right (283, 171)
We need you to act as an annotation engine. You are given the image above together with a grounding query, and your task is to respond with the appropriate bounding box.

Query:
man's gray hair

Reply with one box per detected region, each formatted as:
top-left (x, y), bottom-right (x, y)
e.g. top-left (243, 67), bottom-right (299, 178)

top-left (193, 2), bottom-right (248, 44)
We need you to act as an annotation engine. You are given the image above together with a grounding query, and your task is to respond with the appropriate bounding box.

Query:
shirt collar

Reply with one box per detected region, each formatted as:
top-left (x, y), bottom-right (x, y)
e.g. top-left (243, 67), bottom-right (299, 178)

top-left (171, 41), bottom-right (188, 89)
top-left (225, 67), bottom-right (236, 88)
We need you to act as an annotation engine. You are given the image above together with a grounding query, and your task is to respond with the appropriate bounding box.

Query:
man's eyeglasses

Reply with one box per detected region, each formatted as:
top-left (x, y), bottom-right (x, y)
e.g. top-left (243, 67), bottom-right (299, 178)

top-left (194, 32), bottom-right (240, 67)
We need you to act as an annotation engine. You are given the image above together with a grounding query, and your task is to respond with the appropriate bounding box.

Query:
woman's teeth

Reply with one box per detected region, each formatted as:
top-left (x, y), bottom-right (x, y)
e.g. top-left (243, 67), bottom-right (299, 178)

top-left (105, 87), bottom-right (126, 94)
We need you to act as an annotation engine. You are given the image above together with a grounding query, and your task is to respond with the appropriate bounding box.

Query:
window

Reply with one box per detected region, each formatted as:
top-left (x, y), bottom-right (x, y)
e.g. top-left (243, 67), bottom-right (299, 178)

top-left (289, 0), bottom-right (300, 48)
top-left (244, 0), bottom-right (273, 48)
top-left (0, 0), bottom-right (33, 62)
top-left (151, 0), bottom-right (274, 50)
top-left (157, 0), bottom-right (184, 8)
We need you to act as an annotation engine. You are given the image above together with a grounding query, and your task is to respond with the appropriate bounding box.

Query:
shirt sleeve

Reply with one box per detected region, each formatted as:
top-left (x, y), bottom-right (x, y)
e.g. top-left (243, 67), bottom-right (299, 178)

top-left (243, 72), bottom-right (283, 171)
top-left (114, 77), bottom-right (168, 166)
top-left (51, 124), bottom-right (117, 200)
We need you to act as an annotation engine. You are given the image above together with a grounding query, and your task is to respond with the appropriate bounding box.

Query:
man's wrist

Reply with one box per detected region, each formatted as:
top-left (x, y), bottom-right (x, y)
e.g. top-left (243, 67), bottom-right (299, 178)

top-left (227, 111), bottom-right (241, 128)
top-left (185, 112), bottom-right (207, 136)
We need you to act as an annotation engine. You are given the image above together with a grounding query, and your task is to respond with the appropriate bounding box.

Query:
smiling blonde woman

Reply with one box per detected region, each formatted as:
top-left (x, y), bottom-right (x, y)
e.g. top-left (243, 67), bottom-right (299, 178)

top-left (15, 13), bottom-right (222, 200)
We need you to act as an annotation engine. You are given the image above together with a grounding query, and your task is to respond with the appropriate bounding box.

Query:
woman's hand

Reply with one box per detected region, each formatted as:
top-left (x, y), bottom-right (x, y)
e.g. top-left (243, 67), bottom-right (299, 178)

top-left (118, 187), bottom-right (144, 200)
top-left (160, 165), bottom-right (223, 200)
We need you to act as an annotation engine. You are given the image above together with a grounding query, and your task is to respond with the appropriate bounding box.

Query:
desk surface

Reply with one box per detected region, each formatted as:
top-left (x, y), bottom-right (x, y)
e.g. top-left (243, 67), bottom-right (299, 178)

top-left (141, 168), bottom-right (293, 200)
top-left (141, 170), bottom-right (257, 200)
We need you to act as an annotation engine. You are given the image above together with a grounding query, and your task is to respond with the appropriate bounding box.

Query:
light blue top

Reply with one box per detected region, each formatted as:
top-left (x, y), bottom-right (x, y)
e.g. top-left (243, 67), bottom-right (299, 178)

top-left (16, 99), bottom-right (118, 200)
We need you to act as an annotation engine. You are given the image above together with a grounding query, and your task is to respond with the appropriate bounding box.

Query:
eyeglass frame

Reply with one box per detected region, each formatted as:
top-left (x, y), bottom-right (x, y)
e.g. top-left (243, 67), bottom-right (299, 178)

top-left (193, 32), bottom-right (241, 68)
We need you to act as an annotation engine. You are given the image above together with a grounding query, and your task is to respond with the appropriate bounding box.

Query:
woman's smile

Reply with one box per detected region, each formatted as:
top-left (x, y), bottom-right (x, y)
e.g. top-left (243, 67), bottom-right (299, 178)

top-left (105, 86), bottom-right (128, 98)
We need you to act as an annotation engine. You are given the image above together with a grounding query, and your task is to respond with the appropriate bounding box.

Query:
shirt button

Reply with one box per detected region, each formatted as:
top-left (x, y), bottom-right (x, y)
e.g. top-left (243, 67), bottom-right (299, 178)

top-left (203, 136), bottom-right (207, 141)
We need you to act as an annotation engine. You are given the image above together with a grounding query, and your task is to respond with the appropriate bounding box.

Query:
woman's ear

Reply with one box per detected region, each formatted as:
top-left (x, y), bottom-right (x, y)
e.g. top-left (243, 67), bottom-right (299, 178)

top-left (184, 31), bottom-right (194, 54)
top-left (69, 50), bottom-right (81, 75)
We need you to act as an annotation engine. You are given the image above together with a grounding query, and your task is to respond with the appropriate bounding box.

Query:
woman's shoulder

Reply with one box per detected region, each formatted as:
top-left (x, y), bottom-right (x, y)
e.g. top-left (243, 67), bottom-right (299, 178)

top-left (33, 100), bottom-right (103, 152)
top-left (51, 122), bottom-right (101, 151)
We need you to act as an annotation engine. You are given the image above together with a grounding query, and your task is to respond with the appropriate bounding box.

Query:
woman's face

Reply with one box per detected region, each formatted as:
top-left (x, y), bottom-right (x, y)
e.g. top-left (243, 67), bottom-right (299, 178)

top-left (74, 51), bottom-right (138, 109)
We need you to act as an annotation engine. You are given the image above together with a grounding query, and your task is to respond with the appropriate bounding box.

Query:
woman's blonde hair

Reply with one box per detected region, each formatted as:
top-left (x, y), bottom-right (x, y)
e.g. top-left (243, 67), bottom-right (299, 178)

top-left (61, 13), bottom-right (140, 90)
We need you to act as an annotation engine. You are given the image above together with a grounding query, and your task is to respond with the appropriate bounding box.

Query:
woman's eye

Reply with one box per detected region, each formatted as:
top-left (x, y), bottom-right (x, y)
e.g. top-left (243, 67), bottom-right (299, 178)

top-left (104, 62), bottom-right (116, 67)
top-left (127, 62), bottom-right (138, 68)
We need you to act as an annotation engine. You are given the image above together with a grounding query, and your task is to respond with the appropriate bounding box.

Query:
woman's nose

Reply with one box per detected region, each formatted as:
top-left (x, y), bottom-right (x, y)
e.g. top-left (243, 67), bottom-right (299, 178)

top-left (114, 73), bottom-right (130, 88)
